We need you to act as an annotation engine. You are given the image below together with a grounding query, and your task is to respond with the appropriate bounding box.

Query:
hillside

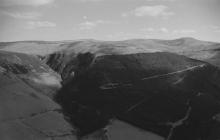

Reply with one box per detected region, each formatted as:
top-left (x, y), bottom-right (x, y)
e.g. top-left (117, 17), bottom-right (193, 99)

top-left (1, 37), bottom-right (219, 67)
top-left (1, 38), bottom-right (220, 140)
top-left (54, 52), bottom-right (220, 140)
top-left (0, 51), bottom-right (77, 140)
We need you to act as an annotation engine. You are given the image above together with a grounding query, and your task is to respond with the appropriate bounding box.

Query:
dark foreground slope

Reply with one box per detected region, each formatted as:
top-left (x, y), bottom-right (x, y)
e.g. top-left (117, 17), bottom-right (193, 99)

top-left (0, 51), bottom-right (77, 140)
top-left (54, 52), bottom-right (220, 140)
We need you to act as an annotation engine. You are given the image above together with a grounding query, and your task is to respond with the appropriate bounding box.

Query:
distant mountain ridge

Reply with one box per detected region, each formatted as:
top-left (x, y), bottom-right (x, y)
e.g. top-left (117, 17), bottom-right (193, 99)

top-left (1, 37), bottom-right (220, 67)
top-left (0, 37), bottom-right (219, 55)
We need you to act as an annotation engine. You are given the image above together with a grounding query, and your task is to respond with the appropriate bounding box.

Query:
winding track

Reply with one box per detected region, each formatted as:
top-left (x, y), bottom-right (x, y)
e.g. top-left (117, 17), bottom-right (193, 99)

top-left (126, 64), bottom-right (206, 113)
top-left (100, 64), bottom-right (206, 90)
top-left (142, 64), bottom-right (206, 81)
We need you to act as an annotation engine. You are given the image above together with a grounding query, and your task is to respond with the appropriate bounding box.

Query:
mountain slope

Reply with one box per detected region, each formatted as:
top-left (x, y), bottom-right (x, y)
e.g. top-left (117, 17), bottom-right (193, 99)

top-left (0, 51), bottom-right (77, 140)
top-left (1, 38), bottom-right (220, 140)
top-left (54, 52), bottom-right (220, 140)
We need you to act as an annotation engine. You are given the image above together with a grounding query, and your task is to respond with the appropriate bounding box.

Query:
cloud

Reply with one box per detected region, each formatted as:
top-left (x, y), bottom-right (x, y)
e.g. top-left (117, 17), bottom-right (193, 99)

top-left (145, 0), bottom-right (176, 2)
top-left (134, 5), bottom-right (174, 17)
top-left (122, 5), bottom-right (174, 17)
top-left (79, 0), bottom-right (103, 2)
top-left (26, 21), bottom-right (56, 29)
top-left (1, 11), bottom-right (41, 19)
top-left (143, 27), bottom-right (155, 32)
top-left (106, 32), bottom-right (143, 40)
top-left (172, 29), bottom-right (196, 34)
top-left (142, 27), bottom-right (169, 33)
top-left (142, 28), bottom-right (196, 34)
top-left (142, 27), bottom-right (197, 34)
top-left (209, 25), bottom-right (220, 33)
top-left (78, 20), bottom-right (114, 30)
top-left (79, 21), bottom-right (97, 30)
top-left (160, 27), bottom-right (169, 33)
top-left (0, 0), bottom-right (55, 6)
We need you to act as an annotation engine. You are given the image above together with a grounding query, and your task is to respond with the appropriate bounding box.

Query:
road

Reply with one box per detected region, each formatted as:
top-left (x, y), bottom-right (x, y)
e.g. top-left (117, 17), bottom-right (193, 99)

top-left (142, 64), bottom-right (206, 81)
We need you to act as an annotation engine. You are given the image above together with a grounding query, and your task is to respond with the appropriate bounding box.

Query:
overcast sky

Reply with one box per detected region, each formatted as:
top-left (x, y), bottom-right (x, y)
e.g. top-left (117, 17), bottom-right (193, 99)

top-left (0, 0), bottom-right (220, 42)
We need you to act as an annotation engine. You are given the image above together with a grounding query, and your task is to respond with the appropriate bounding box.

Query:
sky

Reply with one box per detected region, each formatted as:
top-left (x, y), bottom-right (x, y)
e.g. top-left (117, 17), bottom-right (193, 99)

top-left (0, 0), bottom-right (220, 42)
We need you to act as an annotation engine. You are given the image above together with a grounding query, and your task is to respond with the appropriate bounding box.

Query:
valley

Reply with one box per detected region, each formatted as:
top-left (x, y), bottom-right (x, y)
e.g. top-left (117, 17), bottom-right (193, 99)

top-left (1, 38), bottom-right (220, 140)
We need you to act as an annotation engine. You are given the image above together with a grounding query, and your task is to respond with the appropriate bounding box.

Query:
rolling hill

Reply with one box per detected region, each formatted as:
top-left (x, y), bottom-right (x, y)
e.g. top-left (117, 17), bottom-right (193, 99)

top-left (54, 52), bottom-right (220, 140)
top-left (1, 37), bottom-right (220, 140)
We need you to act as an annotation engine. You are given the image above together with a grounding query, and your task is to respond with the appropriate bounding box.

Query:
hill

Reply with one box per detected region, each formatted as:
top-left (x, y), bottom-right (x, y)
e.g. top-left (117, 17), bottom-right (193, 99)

top-left (2, 37), bottom-right (219, 67)
top-left (1, 38), bottom-right (220, 140)
top-left (54, 52), bottom-right (220, 140)
top-left (0, 50), bottom-right (77, 140)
